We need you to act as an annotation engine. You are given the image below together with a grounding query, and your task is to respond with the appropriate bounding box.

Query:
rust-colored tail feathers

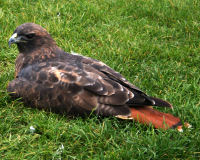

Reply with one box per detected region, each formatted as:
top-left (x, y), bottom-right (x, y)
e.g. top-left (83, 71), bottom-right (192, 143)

top-left (129, 106), bottom-right (191, 131)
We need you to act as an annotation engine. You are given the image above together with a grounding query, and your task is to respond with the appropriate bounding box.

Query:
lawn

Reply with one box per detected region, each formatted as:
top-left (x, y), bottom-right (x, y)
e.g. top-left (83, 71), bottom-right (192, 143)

top-left (0, 0), bottom-right (200, 159)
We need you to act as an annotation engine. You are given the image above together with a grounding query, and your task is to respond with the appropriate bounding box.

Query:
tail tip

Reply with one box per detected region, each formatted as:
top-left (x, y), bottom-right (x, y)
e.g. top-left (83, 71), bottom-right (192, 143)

top-left (177, 127), bottom-right (183, 132)
top-left (176, 122), bottom-right (192, 132)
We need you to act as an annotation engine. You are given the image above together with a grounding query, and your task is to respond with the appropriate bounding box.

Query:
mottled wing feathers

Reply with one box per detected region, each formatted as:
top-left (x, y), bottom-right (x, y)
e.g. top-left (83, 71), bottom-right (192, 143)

top-left (71, 53), bottom-right (156, 106)
top-left (8, 59), bottom-right (136, 116)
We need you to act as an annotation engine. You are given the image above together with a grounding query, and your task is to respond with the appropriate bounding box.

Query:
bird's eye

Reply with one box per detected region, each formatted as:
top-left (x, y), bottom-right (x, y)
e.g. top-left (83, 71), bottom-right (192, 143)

top-left (26, 33), bottom-right (35, 39)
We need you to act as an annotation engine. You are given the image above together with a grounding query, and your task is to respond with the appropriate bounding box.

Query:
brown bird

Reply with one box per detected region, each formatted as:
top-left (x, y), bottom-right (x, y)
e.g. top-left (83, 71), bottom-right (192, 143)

top-left (7, 23), bottom-right (190, 131)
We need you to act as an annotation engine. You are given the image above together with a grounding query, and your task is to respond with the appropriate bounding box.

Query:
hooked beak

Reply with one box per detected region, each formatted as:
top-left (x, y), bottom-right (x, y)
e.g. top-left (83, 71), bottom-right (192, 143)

top-left (8, 33), bottom-right (20, 47)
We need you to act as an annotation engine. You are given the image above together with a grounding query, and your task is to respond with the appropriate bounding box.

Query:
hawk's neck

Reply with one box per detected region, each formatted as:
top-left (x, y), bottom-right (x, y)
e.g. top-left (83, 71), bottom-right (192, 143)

top-left (15, 45), bottom-right (64, 76)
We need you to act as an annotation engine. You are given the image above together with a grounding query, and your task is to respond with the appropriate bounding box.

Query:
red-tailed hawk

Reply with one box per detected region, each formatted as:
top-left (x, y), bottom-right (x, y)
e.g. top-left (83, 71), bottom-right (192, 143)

top-left (7, 23), bottom-right (190, 131)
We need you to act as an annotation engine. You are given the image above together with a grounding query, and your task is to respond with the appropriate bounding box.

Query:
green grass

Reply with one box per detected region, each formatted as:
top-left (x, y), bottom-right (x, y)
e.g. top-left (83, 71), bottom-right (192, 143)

top-left (0, 0), bottom-right (200, 159)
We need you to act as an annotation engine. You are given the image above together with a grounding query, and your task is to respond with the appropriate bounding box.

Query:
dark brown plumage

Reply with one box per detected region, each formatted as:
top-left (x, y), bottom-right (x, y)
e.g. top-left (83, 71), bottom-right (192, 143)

top-left (7, 23), bottom-right (190, 131)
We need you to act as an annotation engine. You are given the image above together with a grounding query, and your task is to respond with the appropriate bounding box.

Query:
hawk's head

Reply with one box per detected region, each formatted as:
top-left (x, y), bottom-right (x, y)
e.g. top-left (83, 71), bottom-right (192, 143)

top-left (9, 23), bottom-right (56, 53)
